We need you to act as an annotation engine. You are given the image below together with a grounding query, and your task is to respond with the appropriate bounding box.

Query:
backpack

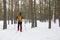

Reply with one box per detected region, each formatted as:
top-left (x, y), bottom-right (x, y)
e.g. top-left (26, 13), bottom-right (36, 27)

top-left (18, 16), bottom-right (22, 22)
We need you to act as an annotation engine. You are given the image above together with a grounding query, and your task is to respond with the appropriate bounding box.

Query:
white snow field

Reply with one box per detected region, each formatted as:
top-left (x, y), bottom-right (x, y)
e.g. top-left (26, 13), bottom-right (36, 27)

top-left (0, 19), bottom-right (60, 40)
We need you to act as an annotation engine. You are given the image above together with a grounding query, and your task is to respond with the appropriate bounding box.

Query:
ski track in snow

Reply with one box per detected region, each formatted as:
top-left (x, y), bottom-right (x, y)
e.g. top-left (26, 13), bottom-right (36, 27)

top-left (11, 32), bottom-right (22, 40)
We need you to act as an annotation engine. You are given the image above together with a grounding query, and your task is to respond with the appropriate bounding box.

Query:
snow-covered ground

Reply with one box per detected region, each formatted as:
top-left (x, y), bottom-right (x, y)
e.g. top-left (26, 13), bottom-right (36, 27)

top-left (0, 19), bottom-right (60, 40)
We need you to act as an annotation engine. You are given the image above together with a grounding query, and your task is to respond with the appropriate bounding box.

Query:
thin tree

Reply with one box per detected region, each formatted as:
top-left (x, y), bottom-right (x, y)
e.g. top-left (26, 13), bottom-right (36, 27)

top-left (44, 0), bottom-right (47, 20)
top-left (29, 0), bottom-right (35, 28)
top-left (8, 0), bottom-right (11, 24)
top-left (57, 0), bottom-right (60, 26)
top-left (54, 0), bottom-right (57, 23)
top-left (0, 1), bottom-right (2, 20)
top-left (48, 0), bottom-right (51, 29)
top-left (11, 0), bottom-right (13, 24)
top-left (39, 0), bottom-right (43, 21)
top-left (34, 0), bottom-right (37, 27)
top-left (3, 0), bottom-right (7, 29)
top-left (14, 0), bottom-right (19, 24)
top-left (28, 0), bottom-right (32, 22)
top-left (32, 0), bottom-right (35, 27)
top-left (39, 0), bottom-right (41, 21)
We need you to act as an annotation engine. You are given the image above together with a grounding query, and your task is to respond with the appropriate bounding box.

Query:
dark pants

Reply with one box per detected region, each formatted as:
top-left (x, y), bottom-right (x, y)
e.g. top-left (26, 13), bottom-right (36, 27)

top-left (18, 22), bottom-right (22, 32)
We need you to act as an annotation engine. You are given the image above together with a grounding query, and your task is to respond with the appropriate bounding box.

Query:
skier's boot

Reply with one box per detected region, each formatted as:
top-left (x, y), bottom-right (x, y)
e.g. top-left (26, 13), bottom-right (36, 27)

top-left (20, 27), bottom-right (22, 32)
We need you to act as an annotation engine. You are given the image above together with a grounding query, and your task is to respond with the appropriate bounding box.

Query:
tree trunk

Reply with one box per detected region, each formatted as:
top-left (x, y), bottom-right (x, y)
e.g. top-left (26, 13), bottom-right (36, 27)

top-left (34, 0), bottom-right (37, 27)
top-left (57, 0), bottom-right (60, 26)
top-left (39, 0), bottom-right (43, 21)
top-left (48, 0), bottom-right (51, 29)
top-left (54, 0), bottom-right (57, 23)
top-left (11, 0), bottom-right (13, 24)
top-left (28, 0), bottom-right (32, 22)
top-left (8, 0), bottom-right (11, 24)
top-left (3, 0), bottom-right (7, 29)
top-left (14, 0), bottom-right (19, 24)
top-left (30, 0), bottom-right (35, 28)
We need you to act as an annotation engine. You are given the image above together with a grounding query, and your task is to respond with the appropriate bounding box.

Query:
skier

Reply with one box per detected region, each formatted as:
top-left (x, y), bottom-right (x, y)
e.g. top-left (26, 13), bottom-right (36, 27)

top-left (17, 12), bottom-right (22, 32)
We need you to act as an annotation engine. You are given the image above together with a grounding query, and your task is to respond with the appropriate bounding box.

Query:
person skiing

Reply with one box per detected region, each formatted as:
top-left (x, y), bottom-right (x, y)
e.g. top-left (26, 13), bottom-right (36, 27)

top-left (17, 12), bottom-right (22, 32)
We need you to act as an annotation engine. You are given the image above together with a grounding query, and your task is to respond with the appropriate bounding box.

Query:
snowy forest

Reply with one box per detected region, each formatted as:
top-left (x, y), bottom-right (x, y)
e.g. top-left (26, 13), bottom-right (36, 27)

top-left (0, 0), bottom-right (60, 29)
top-left (0, 0), bottom-right (60, 40)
